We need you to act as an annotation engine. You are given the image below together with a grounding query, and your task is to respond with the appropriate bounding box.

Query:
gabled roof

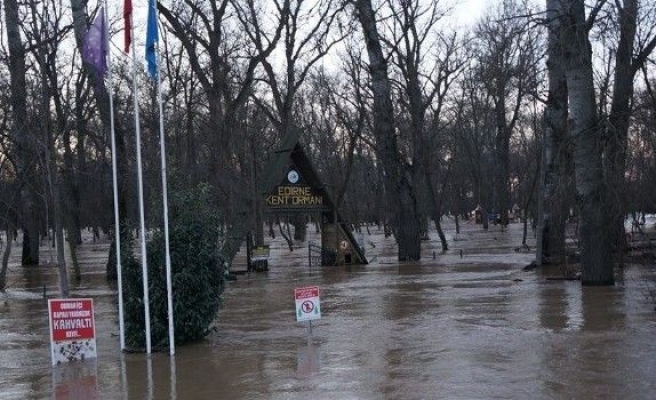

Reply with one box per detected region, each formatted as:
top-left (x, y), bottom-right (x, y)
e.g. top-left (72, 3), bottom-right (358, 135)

top-left (259, 127), bottom-right (367, 264)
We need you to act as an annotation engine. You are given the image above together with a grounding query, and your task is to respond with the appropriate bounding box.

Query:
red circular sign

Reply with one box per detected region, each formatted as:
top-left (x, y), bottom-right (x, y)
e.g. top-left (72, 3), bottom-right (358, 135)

top-left (301, 300), bottom-right (314, 313)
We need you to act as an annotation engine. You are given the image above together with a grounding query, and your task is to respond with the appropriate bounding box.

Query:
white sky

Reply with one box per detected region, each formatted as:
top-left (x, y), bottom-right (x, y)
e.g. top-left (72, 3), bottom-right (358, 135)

top-left (452, 0), bottom-right (487, 27)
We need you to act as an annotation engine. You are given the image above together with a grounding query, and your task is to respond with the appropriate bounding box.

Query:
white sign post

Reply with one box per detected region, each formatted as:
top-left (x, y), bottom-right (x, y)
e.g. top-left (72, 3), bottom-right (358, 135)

top-left (295, 286), bottom-right (321, 335)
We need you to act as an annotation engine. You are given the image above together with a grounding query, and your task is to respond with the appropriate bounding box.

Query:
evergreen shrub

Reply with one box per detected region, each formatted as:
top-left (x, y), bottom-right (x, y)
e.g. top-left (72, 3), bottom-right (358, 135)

top-left (123, 184), bottom-right (225, 350)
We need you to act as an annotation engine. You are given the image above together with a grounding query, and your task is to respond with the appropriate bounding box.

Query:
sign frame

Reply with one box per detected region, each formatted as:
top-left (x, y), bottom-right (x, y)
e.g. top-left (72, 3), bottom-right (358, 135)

top-left (294, 286), bottom-right (321, 322)
top-left (48, 298), bottom-right (97, 366)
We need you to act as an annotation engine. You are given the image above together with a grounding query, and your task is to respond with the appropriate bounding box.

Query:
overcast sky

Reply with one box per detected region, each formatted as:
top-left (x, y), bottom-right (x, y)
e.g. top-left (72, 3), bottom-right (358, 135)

top-left (453, 0), bottom-right (487, 27)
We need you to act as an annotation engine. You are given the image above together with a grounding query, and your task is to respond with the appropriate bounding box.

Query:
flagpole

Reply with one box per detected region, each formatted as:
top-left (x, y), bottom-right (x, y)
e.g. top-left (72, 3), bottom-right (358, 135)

top-left (130, 13), bottom-right (152, 355)
top-left (149, 0), bottom-right (175, 356)
top-left (157, 53), bottom-right (175, 357)
top-left (104, 4), bottom-right (126, 352)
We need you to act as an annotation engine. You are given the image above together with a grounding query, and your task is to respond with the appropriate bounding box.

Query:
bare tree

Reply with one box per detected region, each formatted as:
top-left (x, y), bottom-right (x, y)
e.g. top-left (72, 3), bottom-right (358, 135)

top-left (603, 0), bottom-right (656, 256)
top-left (300, 40), bottom-right (382, 227)
top-left (537, 0), bottom-right (571, 265)
top-left (25, 0), bottom-right (70, 293)
top-left (474, 0), bottom-right (540, 227)
top-left (321, 34), bottom-right (381, 213)
top-left (158, 0), bottom-right (283, 264)
top-left (384, 0), bottom-right (466, 251)
top-left (627, 77), bottom-right (656, 217)
top-left (158, 0), bottom-right (278, 187)
top-left (560, 0), bottom-right (613, 285)
top-left (5, 0), bottom-right (42, 267)
top-left (352, 0), bottom-right (422, 261)
top-left (158, 32), bottom-right (203, 181)
top-left (0, 101), bottom-right (17, 290)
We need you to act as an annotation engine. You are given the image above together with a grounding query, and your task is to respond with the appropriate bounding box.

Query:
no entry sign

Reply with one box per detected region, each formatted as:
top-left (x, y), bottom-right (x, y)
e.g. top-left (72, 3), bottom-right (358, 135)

top-left (48, 298), bottom-right (97, 365)
top-left (295, 286), bottom-right (321, 322)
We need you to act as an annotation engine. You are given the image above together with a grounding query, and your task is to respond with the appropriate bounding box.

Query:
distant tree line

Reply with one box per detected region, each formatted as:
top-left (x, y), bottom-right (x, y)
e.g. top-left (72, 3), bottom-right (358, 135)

top-left (1, 0), bottom-right (656, 290)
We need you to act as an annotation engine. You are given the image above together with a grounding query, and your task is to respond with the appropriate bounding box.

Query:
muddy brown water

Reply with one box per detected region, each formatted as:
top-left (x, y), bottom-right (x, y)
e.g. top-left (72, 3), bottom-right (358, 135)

top-left (1, 223), bottom-right (656, 399)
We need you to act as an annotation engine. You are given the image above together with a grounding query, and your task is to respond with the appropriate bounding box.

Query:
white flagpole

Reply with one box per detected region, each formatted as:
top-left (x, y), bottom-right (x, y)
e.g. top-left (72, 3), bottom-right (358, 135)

top-left (104, 3), bottom-right (126, 352)
top-left (130, 14), bottom-right (152, 355)
top-left (150, 0), bottom-right (175, 356)
top-left (157, 54), bottom-right (175, 357)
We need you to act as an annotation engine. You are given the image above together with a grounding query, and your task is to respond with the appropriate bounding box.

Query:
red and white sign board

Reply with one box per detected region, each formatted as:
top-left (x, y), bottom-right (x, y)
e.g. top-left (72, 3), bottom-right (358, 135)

top-left (295, 286), bottom-right (321, 322)
top-left (48, 298), bottom-right (97, 365)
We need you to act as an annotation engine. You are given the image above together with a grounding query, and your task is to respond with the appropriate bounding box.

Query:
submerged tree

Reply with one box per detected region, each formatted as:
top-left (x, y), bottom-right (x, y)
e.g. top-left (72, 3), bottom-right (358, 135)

top-left (352, 0), bottom-right (422, 261)
top-left (385, 0), bottom-right (466, 251)
top-left (474, 0), bottom-right (540, 227)
top-left (560, 0), bottom-right (613, 285)
top-left (537, 0), bottom-right (570, 266)
top-left (602, 0), bottom-right (656, 257)
top-left (5, 0), bottom-right (42, 267)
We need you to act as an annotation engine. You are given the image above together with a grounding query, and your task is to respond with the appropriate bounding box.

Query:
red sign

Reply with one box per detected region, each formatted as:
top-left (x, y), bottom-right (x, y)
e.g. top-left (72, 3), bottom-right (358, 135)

top-left (49, 299), bottom-right (96, 341)
top-left (295, 286), bottom-right (320, 300)
top-left (295, 286), bottom-right (321, 322)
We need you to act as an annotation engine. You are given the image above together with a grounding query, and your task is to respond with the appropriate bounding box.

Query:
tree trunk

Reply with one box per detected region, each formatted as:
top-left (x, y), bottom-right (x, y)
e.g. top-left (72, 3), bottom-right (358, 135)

top-left (494, 97), bottom-right (511, 226)
top-left (37, 24), bottom-right (70, 293)
top-left (537, 0), bottom-right (569, 265)
top-left (6, 0), bottom-right (41, 266)
top-left (354, 0), bottom-right (421, 261)
top-left (426, 170), bottom-right (448, 251)
top-left (293, 216), bottom-right (307, 242)
top-left (0, 228), bottom-right (12, 291)
top-left (455, 212), bottom-right (460, 235)
top-left (606, 0), bottom-right (638, 258)
top-left (54, 206), bottom-right (69, 297)
top-left (62, 125), bottom-right (82, 280)
top-left (561, 0), bottom-right (613, 285)
top-left (62, 126), bottom-right (82, 246)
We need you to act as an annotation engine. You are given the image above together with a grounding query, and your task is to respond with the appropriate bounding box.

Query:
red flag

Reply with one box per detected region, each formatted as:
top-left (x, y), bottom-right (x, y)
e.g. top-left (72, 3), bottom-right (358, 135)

top-left (124, 0), bottom-right (132, 53)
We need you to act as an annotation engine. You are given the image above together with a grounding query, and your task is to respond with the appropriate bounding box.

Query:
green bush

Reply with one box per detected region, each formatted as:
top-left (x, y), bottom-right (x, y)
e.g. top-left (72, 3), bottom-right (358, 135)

top-left (123, 184), bottom-right (226, 350)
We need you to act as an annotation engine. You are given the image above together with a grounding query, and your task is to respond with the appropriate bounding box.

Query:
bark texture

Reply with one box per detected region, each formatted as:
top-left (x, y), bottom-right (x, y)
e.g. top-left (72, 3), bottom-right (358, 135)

top-left (5, 0), bottom-right (41, 266)
top-left (537, 0), bottom-right (570, 265)
top-left (354, 0), bottom-right (421, 261)
top-left (561, 0), bottom-right (613, 285)
top-left (605, 0), bottom-right (638, 256)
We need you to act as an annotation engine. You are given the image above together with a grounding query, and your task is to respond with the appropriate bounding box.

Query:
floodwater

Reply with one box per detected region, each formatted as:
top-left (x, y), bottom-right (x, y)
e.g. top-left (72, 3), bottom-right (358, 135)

top-left (1, 222), bottom-right (656, 399)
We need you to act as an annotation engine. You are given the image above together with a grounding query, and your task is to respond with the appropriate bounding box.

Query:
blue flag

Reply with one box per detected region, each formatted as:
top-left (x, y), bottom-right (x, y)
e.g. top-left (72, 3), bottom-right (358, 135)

top-left (146, 0), bottom-right (158, 79)
top-left (82, 7), bottom-right (108, 77)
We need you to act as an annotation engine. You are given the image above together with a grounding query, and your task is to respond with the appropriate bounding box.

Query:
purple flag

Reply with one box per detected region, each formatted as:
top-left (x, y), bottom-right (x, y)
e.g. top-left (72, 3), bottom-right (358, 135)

top-left (82, 8), bottom-right (108, 77)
